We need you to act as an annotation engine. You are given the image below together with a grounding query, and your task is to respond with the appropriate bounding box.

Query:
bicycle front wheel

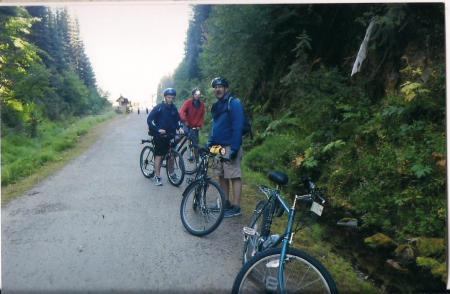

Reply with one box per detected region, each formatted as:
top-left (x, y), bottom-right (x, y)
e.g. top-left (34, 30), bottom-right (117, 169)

top-left (165, 150), bottom-right (185, 186)
top-left (180, 179), bottom-right (225, 236)
top-left (139, 146), bottom-right (155, 178)
top-left (233, 247), bottom-right (338, 294)
top-left (181, 145), bottom-right (199, 175)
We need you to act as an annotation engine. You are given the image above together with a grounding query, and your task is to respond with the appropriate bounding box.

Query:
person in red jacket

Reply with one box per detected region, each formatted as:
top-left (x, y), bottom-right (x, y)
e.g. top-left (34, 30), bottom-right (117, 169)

top-left (179, 88), bottom-right (205, 146)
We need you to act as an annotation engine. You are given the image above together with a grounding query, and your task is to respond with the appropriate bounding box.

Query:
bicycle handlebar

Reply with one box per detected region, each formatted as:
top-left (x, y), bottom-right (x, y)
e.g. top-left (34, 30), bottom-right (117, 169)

top-left (259, 176), bottom-right (327, 208)
top-left (190, 142), bottom-right (231, 162)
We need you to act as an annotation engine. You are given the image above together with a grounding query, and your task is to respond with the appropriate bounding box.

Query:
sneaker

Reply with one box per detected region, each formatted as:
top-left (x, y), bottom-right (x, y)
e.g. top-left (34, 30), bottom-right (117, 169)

top-left (169, 173), bottom-right (179, 182)
top-left (154, 176), bottom-right (163, 186)
top-left (224, 205), bottom-right (242, 218)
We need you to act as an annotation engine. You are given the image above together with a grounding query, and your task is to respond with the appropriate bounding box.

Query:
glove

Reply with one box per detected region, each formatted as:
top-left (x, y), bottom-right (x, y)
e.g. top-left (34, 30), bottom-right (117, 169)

top-left (230, 150), bottom-right (238, 160)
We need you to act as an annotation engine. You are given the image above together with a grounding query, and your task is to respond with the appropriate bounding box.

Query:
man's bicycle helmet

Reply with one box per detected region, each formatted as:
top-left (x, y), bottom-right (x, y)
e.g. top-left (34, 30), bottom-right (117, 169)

top-left (211, 77), bottom-right (229, 88)
top-left (163, 88), bottom-right (176, 97)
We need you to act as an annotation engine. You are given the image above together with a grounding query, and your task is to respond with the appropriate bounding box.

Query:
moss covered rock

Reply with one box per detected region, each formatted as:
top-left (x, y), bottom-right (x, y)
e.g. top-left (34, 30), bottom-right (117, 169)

top-left (364, 233), bottom-right (397, 250)
top-left (394, 244), bottom-right (416, 264)
top-left (413, 237), bottom-right (445, 258)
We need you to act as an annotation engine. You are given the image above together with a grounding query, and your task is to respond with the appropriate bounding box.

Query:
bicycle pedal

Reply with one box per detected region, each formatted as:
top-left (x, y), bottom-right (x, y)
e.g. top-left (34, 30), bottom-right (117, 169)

top-left (243, 227), bottom-right (256, 236)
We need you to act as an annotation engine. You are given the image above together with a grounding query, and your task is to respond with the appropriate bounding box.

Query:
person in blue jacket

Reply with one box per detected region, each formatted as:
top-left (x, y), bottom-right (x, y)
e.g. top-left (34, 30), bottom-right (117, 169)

top-left (208, 77), bottom-right (245, 218)
top-left (147, 88), bottom-right (183, 186)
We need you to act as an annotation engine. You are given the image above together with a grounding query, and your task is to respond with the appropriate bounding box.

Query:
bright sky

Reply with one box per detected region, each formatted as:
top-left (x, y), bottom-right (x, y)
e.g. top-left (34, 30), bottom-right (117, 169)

top-left (68, 3), bottom-right (192, 108)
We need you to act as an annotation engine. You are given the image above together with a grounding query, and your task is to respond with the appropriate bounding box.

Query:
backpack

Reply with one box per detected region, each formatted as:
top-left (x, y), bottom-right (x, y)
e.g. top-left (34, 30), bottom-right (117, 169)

top-left (227, 96), bottom-right (253, 139)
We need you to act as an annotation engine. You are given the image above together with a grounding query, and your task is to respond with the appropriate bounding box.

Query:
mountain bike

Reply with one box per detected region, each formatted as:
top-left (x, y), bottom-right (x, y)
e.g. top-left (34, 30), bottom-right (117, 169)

top-left (139, 134), bottom-right (185, 187)
top-left (179, 145), bottom-right (227, 236)
top-left (176, 127), bottom-right (200, 175)
top-left (232, 171), bottom-right (338, 294)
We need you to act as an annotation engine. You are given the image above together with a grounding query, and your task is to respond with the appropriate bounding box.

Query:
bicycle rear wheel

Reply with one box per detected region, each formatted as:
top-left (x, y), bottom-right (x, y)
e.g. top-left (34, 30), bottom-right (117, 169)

top-left (139, 146), bottom-right (155, 178)
top-left (243, 200), bottom-right (272, 264)
top-left (233, 247), bottom-right (338, 294)
top-left (181, 145), bottom-right (199, 175)
top-left (180, 179), bottom-right (225, 236)
top-left (166, 150), bottom-right (185, 186)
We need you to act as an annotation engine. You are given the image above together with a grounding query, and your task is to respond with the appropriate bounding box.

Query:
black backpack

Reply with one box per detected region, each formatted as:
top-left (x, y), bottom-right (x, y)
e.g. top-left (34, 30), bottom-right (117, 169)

top-left (227, 96), bottom-right (253, 139)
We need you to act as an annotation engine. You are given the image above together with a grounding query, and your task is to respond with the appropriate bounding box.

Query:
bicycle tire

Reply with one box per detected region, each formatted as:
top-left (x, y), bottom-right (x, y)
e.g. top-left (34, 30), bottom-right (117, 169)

top-left (139, 146), bottom-right (155, 178)
top-left (233, 247), bottom-right (338, 294)
top-left (180, 178), bottom-right (225, 236)
top-left (165, 150), bottom-right (185, 186)
top-left (243, 200), bottom-right (271, 264)
top-left (181, 144), bottom-right (199, 175)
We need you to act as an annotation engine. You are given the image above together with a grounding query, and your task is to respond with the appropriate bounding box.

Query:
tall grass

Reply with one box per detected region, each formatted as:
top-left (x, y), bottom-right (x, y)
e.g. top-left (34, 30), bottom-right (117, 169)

top-left (1, 111), bottom-right (116, 186)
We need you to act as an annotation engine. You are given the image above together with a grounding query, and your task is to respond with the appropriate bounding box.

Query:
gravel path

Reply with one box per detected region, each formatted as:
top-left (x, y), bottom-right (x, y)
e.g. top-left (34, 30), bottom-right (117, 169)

top-left (2, 113), bottom-right (244, 293)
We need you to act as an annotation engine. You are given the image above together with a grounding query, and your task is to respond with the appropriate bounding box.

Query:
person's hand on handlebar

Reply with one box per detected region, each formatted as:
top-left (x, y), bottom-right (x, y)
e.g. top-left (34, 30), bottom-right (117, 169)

top-left (158, 129), bottom-right (166, 135)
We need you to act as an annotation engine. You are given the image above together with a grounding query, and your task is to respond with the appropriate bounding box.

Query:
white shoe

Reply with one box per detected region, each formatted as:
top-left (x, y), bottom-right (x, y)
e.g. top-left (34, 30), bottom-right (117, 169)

top-left (154, 176), bottom-right (163, 186)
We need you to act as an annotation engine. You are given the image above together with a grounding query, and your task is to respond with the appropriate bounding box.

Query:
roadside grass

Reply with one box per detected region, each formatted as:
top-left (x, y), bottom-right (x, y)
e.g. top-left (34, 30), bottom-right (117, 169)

top-left (1, 111), bottom-right (118, 206)
top-left (240, 167), bottom-right (380, 294)
top-left (196, 130), bottom-right (378, 291)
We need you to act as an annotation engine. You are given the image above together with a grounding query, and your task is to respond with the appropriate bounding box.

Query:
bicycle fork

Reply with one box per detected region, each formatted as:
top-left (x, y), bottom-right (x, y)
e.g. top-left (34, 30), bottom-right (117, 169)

top-left (278, 196), bottom-right (299, 294)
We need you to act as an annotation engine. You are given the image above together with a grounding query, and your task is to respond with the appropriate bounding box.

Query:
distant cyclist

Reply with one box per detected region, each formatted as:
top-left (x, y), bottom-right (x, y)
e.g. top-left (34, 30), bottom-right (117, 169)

top-left (147, 88), bottom-right (184, 186)
top-left (179, 87), bottom-right (205, 146)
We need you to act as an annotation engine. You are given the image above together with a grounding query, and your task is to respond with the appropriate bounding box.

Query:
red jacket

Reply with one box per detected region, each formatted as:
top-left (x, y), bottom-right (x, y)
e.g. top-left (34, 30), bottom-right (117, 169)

top-left (179, 98), bottom-right (205, 128)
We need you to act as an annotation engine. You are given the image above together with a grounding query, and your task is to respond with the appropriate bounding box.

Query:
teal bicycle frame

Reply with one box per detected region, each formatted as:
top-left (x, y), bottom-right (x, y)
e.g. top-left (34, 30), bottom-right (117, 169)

top-left (259, 184), bottom-right (324, 294)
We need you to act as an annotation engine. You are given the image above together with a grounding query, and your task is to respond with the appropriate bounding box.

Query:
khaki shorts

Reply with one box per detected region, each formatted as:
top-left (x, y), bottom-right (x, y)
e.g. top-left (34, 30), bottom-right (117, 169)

top-left (213, 146), bottom-right (243, 179)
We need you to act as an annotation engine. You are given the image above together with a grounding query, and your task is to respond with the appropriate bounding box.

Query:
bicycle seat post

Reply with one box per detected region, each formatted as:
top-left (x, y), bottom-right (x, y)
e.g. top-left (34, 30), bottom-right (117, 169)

top-left (292, 194), bottom-right (299, 210)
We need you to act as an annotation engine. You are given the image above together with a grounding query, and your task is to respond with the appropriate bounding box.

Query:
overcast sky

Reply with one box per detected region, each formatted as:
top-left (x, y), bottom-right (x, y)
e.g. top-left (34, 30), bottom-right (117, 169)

top-left (68, 3), bottom-right (192, 107)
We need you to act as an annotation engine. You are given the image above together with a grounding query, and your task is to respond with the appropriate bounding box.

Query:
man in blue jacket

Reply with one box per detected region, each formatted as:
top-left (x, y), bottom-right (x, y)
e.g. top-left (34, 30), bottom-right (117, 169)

top-left (147, 88), bottom-right (183, 186)
top-left (208, 77), bottom-right (245, 218)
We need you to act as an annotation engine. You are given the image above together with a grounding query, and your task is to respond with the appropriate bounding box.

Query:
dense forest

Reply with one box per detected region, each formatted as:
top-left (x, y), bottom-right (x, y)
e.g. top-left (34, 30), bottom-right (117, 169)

top-left (160, 3), bottom-right (446, 291)
top-left (0, 6), bottom-right (110, 137)
top-left (1, 7), bottom-right (111, 187)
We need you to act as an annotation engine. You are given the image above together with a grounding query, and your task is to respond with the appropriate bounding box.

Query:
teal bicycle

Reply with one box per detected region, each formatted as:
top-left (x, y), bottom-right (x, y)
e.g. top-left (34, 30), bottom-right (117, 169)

top-left (232, 171), bottom-right (338, 294)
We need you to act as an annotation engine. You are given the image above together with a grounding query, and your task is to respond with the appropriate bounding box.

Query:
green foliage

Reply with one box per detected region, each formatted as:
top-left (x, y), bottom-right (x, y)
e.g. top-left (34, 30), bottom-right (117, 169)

top-left (167, 3), bottom-right (445, 290)
top-left (1, 111), bottom-right (116, 186)
top-left (199, 5), bottom-right (274, 99)
top-left (415, 238), bottom-right (445, 258)
top-left (416, 257), bottom-right (446, 283)
top-left (1, 6), bottom-right (109, 136)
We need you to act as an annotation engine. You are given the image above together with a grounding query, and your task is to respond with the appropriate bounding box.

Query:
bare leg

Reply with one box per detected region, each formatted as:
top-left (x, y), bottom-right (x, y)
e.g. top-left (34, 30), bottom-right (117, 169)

top-left (155, 155), bottom-right (162, 177)
top-left (231, 178), bottom-right (242, 207)
top-left (219, 176), bottom-right (230, 204)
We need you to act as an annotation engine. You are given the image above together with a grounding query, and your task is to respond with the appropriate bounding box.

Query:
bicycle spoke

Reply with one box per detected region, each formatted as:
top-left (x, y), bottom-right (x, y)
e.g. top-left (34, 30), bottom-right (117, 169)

top-left (235, 250), bottom-right (336, 294)
top-left (180, 179), bottom-right (225, 236)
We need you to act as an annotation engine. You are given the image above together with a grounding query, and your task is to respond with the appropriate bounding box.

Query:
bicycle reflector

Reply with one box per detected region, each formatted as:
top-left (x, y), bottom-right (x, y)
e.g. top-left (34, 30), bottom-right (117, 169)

top-left (210, 145), bottom-right (226, 156)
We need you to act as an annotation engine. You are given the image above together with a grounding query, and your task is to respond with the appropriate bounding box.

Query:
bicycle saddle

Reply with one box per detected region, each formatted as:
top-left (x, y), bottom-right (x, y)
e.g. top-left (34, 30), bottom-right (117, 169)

top-left (268, 171), bottom-right (289, 186)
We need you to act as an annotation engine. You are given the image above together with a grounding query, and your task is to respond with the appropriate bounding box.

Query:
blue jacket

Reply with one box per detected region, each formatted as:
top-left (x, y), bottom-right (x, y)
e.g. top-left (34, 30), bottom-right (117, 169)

top-left (147, 103), bottom-right (181, 137)
top-left (208, 92), bottom-right (244, 153)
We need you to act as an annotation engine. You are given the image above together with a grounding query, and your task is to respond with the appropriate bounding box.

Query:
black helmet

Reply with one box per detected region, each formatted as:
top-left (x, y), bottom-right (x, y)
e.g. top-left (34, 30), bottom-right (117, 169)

top-left (163, 88), bottom-right (176, 97)
top-left (191, 87), bottom-right (201, 96)
top-left (211, 77), bottom-right (229, 88)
